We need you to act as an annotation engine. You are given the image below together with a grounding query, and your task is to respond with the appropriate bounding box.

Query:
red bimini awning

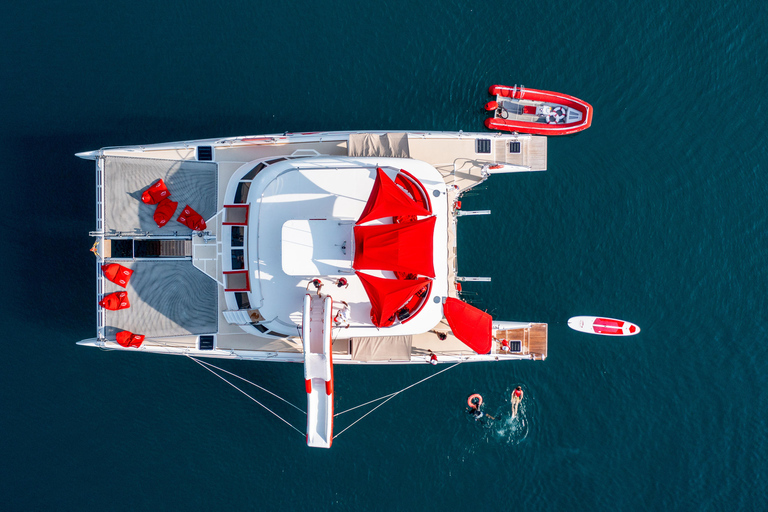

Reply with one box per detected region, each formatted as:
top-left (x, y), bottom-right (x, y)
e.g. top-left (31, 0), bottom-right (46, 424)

top-left (154, 198), bottom-right (178, 227)
top-left (443, 297), bottom-right (492, 354)
top-left (101, 263), bottom-right (133, 288)
top-left (177, 204), bottom-right (206, 231)
top-left (116, 330), bottom-right (145, 348)
top-left (99, 291), bottom-right (130, 310)
top-left (356, 167), bottom-right (431, 225)
top-left (353, 216), bottom-right (436, 277)
top-left (141, 179), bottom-right (171, 205)
top-left (356, 272), bottom-right (432, 327)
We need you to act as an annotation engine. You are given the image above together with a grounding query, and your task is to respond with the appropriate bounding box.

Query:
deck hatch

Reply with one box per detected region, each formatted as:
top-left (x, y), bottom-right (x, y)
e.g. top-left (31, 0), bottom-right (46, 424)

top-left (197, 146), bottom-right (213, 161)
top-left (224, 270), bottom-right (250, 292)
top-left (475, 139), bottom-right (491, 154)
top-left (509, 141), bottom-right (521, 154)
top-left (199, 335), bottom-right (214, 350)
top-left (110, 239), bottom-right (134, 258)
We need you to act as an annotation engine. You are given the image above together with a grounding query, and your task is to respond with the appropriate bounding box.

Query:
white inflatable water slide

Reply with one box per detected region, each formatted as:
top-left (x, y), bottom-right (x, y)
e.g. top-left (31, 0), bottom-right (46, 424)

top-left (302, 294), bottom-right (334, 448)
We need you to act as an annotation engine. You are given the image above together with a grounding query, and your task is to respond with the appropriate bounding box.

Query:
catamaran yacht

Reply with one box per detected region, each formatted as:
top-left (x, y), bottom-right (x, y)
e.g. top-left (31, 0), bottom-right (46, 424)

top-left (78, 130), bottom-right (549, 447)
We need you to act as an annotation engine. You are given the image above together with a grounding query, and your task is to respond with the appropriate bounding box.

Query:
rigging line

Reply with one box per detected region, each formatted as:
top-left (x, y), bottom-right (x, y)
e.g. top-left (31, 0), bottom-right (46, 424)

top-left (334, 361), bottom-right (465, 438)
top-left (187, 356), bottom-right (305, 437)
top-left (334, 392), bottom-right (398, 417)
top-left (190, 356), bottom-right (305, 414)
top-left (334, 393), bottom-right (401, 439)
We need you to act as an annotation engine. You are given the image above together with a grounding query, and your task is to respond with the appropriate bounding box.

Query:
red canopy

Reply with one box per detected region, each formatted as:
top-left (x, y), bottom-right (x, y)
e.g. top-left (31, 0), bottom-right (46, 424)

top-left (141, 179), bottom-right (171, 205)
top-left (356, 272), bottom-right (432, 327)
top-left (177, 204), bottom-right (206, 231)
top-left (443, 298), bottom-right (492, 354)
top-left (353, 216), bottom-right (436, 277)
top-left (153, 198), bottom-right (178, 227)
top-left (101, 263), bottom-right (133, 288)
top-left (99, 291), bottom-right (130, 311)
top-left (116, 330), bottom-right (145, 348)
top-left (356, 167), bottom-right (431, 225)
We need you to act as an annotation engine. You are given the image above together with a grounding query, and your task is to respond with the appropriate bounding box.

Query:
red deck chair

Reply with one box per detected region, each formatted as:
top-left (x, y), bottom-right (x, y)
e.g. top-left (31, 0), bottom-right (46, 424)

top-left (99, 291), bottom-right (130, 310)
top-left (141, 179), bottom-right (171, 205)
top-left (115, 330), bottom-right (145, 348)
top-left (101, 263), bottom-right (133, 288)
top-left (177, 204), bottom-right (206, 231)
top-left (153, 198), bottom-right (178, 227)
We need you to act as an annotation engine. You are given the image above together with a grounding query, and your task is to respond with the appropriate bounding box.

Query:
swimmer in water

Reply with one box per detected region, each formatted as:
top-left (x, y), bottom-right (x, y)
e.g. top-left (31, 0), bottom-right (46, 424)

top-left (511, 386), bottom-right (524, 418)
top-left (468, 404), bottom-right (495, 422)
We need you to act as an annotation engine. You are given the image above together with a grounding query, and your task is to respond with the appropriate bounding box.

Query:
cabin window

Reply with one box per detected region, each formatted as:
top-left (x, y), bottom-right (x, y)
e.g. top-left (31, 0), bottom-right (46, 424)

top-left (242, 162), bottom-right (267, 181)
top-left (231, 249), bottom-right (245, 270)
top-left (234, 182), bottom-right (251, 203)
top-left (231, 226), bottom-right (245, 247)
top-left (234, 292), bottom-right (251, 309)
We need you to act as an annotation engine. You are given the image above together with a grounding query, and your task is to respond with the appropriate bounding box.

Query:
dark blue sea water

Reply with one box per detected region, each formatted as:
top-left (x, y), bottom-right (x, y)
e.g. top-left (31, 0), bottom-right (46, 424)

top-left (1, 1), bottom-right (766, 510)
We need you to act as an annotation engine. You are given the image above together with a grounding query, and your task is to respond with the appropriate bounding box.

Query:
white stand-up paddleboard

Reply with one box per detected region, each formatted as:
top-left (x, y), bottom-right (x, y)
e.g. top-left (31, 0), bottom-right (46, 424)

top-left (568, 316), bottom-right (640, 336)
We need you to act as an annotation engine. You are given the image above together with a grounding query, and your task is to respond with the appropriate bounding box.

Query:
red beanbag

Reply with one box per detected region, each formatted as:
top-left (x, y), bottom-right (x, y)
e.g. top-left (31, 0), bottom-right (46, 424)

top-left (177, 204), bottom-right (206, 231)
top-left (99, 291), bottom-right (130, 310)
top-left (154, 198), bottom-right (178, 227)
top-left (141, 179), bottom-right (171, 205)
top-left (116, 330), bottom-right (145, 348)
top-left (101, 263), bottom-right (133, 288)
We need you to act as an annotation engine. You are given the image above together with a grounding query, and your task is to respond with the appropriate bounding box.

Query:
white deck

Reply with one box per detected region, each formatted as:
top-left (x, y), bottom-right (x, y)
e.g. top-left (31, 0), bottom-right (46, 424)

top-left (281, 220), bottom-right (354, 276)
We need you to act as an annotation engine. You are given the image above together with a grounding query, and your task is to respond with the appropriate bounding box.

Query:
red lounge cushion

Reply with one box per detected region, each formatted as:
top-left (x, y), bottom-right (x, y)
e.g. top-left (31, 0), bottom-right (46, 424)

top-left (141, 179), bottom-right (171, 205)
top-left (101, 263), bottom-right (133, 288)
top-left (154, 198), bottom-right (179, 227)
top-left (116, 330), bottom-right (145, 348)
top-left (99, 291), bottom-right (130, 310)
top-left (523, 105), bottom-right (537, 115)
top-left (177, 204), bottom-right (206, 231)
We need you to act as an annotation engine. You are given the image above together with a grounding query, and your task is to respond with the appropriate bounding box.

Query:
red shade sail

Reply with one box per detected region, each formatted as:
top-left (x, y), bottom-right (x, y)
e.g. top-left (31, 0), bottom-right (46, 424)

top-left (116, 330), bottom-right (145, 348)
top-left (356, 167), bottom-right (431, 225)
top-left (141, 179), bottom-right (171, 205)
top-left (99, 291), bottom-right (130, 310)
top-left (153, 198), bottom-right (178, 227)
top-left (443, 298), bottom-right (492, 354)
top-left (177, 204), bottom-right (206, 231)
top-left (101, 263), bottom-right (133, 288)
top-left (353, 216), bottom-right (436, 277)
top-left (356, 272), bottom-right (432, 327)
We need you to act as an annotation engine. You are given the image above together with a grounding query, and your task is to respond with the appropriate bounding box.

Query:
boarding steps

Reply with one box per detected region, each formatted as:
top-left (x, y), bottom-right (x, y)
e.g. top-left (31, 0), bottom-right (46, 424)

top-left (302, 294), bottom-right (334, 448)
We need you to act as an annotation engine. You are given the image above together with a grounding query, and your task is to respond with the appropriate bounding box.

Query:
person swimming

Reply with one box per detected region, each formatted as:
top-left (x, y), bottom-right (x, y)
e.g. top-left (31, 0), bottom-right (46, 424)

top-left (511, 386), bottom-right (524, 418)
top-left (467, 396), bottom-right (495, 421)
